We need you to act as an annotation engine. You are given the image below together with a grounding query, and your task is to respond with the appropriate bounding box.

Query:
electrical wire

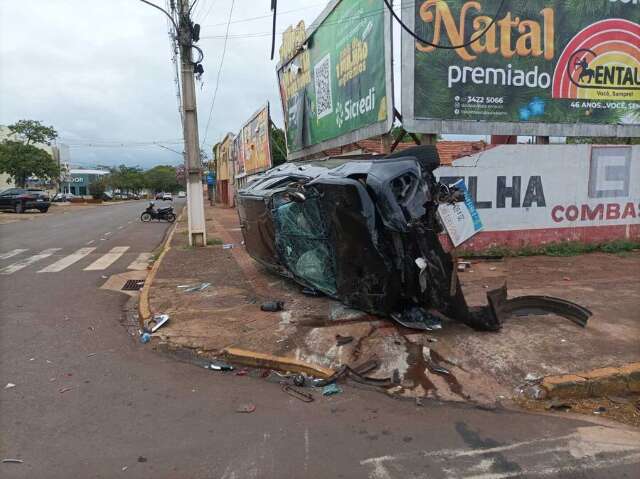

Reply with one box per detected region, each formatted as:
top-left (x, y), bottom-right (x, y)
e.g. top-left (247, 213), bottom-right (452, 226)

top-left (201, 2), bottom-right (325, 28)
top-left (382, 0), bottom-right (506, 50)
top-left (197, 0), bottom-right (217, 24)
top-left (200, 0), bottom-right (234, 149)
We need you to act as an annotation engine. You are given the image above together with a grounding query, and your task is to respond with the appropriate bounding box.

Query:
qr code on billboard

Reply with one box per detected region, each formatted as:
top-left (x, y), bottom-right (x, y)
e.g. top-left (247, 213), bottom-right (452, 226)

top-left (314, 54), bottom-right (333, 119)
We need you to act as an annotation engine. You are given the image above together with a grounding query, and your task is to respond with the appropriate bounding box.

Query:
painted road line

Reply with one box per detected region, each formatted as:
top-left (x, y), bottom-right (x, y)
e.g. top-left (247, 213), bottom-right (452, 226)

top-left (0, 248), bottom-right (61, 275)
top-left (0, 249), bottom-right (28, 260)
top-left (83, 246), bottom-right (129, 271)
top-left (127, 252), bottom-right (152, 271)
top-left (38, 247), bottom-right (96, 273)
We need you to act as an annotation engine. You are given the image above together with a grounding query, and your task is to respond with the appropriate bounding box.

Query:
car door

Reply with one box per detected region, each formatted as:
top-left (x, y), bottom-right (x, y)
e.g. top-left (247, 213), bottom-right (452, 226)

top-left (0, 188), bottom-right (18, 209)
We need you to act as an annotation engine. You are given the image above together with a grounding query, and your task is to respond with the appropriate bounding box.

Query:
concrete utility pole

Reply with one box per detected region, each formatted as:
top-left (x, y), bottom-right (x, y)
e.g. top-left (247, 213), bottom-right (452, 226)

top-left (176, 0), bottom-right (207, 246)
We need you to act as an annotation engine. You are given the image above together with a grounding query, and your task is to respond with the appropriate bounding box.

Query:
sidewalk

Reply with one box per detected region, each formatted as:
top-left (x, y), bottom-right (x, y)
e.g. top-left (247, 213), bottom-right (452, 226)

top-left (148, 202), bottom-right (640, 407)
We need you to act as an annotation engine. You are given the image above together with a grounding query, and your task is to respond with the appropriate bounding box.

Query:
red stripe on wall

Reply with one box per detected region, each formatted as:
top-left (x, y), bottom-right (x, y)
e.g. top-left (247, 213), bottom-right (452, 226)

top-left (440, 224), bottom-right (640, 252)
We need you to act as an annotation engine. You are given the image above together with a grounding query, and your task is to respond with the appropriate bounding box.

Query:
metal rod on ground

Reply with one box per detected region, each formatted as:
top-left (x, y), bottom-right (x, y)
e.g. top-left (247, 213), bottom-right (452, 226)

top-left (177, 0), bottom-right (207, 246)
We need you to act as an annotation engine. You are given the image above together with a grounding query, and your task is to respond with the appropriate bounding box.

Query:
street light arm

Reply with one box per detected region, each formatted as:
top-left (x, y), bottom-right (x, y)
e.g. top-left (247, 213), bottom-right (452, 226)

top-left (138, 0), bottom-right (178, 31)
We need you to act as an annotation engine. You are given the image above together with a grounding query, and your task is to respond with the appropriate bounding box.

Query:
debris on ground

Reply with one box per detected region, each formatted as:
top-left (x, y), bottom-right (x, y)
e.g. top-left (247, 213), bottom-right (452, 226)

top-left (525, 373), bottom-right (541, 382)
top-left (206, 361), bottom-right (234, 371)
top-left (139, 332), bottom-right (151, 344)
top-left (58, 387), bottom-right (74, 394)
top-left (236, 403), bottom-right (256, 413)
top-left (292, 374), bottom-right (306, 387)
top-left (545, 399), bottom-right (572, 411)
top-left (222, 243), bottom-right (234, 249)
top-left (457, 261), bottom-right (471, 272)
top-left (335, 334), bottom-right (354, 346)
top-left (593, 406), bottom-right (607, 414)
top-left (137, 456), bottom-right (147, 463)
top-left (150, 314), bottom-right (170, 333)
top-left (301, 287), bottom-right (322, 296)
top-left (260, 300), bottom-right (284, 312)
top-left (392, 307), bottom-right (442, 331)
top-left (282, 384), bottom-right (314, 402)
top-left (4, 383), bottom-right (16, 389)
top-left (322, 383), bottom-right (343, 396)
top-left (178, 282), bottom-right (211, 293)
top-left (235, 368), bottom-right (249, 376)
top-left (2, 459), bottom-right (24, 464)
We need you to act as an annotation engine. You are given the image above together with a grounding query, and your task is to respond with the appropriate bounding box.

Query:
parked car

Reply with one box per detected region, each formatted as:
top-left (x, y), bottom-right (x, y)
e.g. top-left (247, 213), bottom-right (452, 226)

top-left (236, 146), bottom-right (591, 332)
top-left (0, 188), bottom-right (51, 213)
top-left (155, 192), bottom-right (164, 200)
top-left (125, 192), bottom-right (140, 200)
top-left (162, 193), bottom-right (173, 201)
top-left (53, 192), bottom-right (75, 202)
top-left (178, 191), bottom-right (186, 198)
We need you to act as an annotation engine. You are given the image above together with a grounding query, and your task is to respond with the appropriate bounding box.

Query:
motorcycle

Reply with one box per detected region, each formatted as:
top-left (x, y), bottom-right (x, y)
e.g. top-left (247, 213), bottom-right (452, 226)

top-left (140, 202), bottom-right (176, 223)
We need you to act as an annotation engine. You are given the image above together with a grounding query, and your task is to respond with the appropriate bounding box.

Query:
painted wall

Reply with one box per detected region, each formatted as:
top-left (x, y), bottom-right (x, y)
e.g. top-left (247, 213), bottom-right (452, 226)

top-left (435, 144), bottom-right (640, 250)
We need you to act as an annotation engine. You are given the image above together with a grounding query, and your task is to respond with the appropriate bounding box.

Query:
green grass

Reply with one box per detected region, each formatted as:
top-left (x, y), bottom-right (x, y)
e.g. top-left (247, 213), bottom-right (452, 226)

top-left (461, 240), bottom-right (640, 259)
top-left (206, 237), bottom-right (223, 246)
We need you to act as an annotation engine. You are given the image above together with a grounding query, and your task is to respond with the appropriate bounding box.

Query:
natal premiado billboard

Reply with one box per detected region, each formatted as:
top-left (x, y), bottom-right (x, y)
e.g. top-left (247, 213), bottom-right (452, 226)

top-left (277, 0), bottom-right (394, 159)
top-left (401, 0), bottom-right (640, 137)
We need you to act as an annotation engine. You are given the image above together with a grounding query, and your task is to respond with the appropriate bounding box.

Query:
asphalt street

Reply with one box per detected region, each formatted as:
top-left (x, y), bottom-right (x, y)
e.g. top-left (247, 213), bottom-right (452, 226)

top-left (1, 200), bottom-right (639, 479)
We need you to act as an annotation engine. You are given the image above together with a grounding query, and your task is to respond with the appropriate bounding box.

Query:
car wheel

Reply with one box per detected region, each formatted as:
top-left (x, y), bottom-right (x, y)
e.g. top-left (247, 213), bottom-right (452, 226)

top-left (40, 207), bottom-right (49, 213)
top-left (141, 212), bottom-right (152, 222)
top-left (166, 213), bottom-right (176, 223)
top-left (14, 202), bottom-right (24, 214)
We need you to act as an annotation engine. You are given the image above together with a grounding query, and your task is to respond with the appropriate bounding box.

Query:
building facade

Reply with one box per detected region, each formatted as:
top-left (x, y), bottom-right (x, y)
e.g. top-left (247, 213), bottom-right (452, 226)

top-left (60, 169), bottom-right (109, 197)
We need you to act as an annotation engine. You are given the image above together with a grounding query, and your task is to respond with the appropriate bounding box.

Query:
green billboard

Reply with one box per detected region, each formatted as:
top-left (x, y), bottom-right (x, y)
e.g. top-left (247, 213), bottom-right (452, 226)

top-left (401, 0), bottom-right (640, 137)
top-left (277, 0), bottom-right (394, 159)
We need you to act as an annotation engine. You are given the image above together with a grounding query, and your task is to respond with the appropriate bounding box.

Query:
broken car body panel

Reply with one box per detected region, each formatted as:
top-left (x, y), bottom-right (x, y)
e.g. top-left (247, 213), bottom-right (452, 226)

top-left (236, 146), bottom-right (591, 331)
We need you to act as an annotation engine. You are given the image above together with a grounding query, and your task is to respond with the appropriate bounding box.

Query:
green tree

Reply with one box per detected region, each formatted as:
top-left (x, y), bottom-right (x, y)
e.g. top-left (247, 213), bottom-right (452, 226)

top-left (108, 165), bottom-right (146, 193)
top-left (270, 122), bottom-right (287, 166)
top-left (91, 177), bottom-right (108, 200)
top-left (144, 165), bottom-right (181, 193)
top-left (0, 120), bottom-right (60, 187)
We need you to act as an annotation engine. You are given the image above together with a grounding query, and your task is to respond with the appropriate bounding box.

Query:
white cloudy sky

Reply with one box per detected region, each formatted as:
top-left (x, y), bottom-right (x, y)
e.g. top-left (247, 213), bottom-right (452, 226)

top-left (0, 0), bottom-right (334, 168)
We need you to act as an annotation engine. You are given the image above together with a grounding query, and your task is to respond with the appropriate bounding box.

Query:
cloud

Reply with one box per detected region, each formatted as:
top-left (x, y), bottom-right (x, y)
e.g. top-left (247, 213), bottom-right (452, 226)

top-left (0, 0), bottom-right (325, 168)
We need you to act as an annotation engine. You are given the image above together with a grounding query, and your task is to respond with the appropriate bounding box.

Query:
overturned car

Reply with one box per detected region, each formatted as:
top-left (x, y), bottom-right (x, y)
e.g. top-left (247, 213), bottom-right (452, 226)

top-left (236, 146), bottom-right (591, 331)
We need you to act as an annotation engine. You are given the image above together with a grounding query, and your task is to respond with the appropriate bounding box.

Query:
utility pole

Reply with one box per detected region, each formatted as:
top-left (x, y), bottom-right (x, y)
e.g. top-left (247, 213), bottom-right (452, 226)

top-left (139, 0), bottom-right (206, 246)
top-left (177, 0), bottom-right (206, 246)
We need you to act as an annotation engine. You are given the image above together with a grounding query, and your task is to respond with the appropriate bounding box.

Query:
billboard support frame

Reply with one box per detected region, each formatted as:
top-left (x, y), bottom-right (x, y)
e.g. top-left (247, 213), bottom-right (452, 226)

top-left (400, 0), bottom-right (639, 138)
top-left (277, 0), bottom-right (395, 160)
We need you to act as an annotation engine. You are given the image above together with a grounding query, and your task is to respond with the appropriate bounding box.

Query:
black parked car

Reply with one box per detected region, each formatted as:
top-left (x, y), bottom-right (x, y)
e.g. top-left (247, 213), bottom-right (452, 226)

top-left (236, 146), bottom-right (591, 332)
top-left (0, 188), bottom-right (51, 213)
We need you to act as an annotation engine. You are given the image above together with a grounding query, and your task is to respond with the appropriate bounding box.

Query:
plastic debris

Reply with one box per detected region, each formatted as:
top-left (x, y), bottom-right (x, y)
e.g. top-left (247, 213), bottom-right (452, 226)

top-left (222, 243), bottom-right (234, 249)
top-left (236, 403), bottom-right (256, 413)
top-left (151, 314), bottom-right (170, 333)
top-left (523, 384), bottom-right (547, 400)
top-left (292, 374), bottom-right (306, 387)
top-left (58, 387), bottom-right (74, 394)
top-left (4, 383), bottom-right (16, 389)
top-left (525, 373), bottom-right (541, 382)
top-left (322, 383), bottom-right (342, 396)
top-left (545, 399), bottom-right (572, 411)
top-left (178, 282), bottom-right (211, 293)
top-left (2, 459), bottom-right (24, 464)
top-left (139, 332), bottom-right (151, 344)
top-left (261, 301), bottom-right (284, 312)
top-left (207, 361), bottom-right (234, 371)
top-left (457, 261), bottom-right (471, 272)
top-left (593, 406), bottom-right (607, 414)
top-left (236, 368), bottom-right (249, 376)
top-left (392, 306), bottom-right (442, 331)
top-left (282, 384), bottom-right (314, 402)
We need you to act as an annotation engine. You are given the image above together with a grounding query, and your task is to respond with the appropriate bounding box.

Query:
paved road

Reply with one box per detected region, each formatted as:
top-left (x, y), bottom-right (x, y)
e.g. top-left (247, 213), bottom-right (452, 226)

top-left (1, 201), bottom-right (639, 478)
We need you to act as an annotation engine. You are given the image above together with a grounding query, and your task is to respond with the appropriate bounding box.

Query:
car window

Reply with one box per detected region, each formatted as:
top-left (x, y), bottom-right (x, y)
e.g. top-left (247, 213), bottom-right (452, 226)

top-left (1, 188), bottom-right (20, 196)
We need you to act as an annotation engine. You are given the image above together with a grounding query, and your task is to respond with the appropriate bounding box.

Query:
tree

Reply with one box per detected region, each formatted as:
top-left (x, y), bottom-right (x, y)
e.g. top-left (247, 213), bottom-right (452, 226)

top-left (144, 165), bottom-right (181, 193)
top-left (270, 122), bottom-right (287, 166)
top-left (0, 120), bottom-right (60, 188)
top-left (108, 165), bottom-right (146, 193)
top-left (91, 177), bottom-right (108, 200)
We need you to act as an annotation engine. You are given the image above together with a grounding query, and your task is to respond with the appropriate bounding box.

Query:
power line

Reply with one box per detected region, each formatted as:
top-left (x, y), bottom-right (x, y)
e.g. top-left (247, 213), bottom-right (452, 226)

top-left (196, 0), bottom-right (217, 24)
top-left (201, 2), bottom-right (325, 28)
top-left (200, 0), bottom-right (234, 149)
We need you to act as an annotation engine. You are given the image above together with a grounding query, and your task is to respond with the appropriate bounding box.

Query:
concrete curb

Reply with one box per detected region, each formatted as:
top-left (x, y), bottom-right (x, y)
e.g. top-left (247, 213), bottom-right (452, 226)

top-left (541, 363), bottom-right (640, 399)
top-left (222, 347), bottom-right (335, 379)
top-left (138, 207), bottom-right (184, 326)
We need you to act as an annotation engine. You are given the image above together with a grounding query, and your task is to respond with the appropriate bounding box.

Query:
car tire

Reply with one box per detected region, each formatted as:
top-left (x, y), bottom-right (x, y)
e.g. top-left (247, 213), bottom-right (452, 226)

top-left (141, 212), bottom-right (152, 222)
top-left (166, 213), bottom-right (176, 223)
top-left (14, 202), bottom-right (24, 214)
top-left (40, 207), bottom-right (49, 213)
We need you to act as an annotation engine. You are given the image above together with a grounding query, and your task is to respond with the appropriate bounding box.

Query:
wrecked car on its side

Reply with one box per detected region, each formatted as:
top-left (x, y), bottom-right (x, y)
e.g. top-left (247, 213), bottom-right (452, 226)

top-left (236, 146), bottom-right (591, 331)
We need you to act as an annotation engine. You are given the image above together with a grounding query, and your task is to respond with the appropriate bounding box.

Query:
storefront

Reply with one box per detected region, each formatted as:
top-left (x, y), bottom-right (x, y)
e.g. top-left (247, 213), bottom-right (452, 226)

top-left (60, 169), bottom-right (109, 197)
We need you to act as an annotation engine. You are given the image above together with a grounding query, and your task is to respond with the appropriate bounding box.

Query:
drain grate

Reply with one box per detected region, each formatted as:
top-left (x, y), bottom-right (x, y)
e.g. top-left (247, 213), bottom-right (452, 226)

top-left (122, 279), bottom-right (145, 291)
